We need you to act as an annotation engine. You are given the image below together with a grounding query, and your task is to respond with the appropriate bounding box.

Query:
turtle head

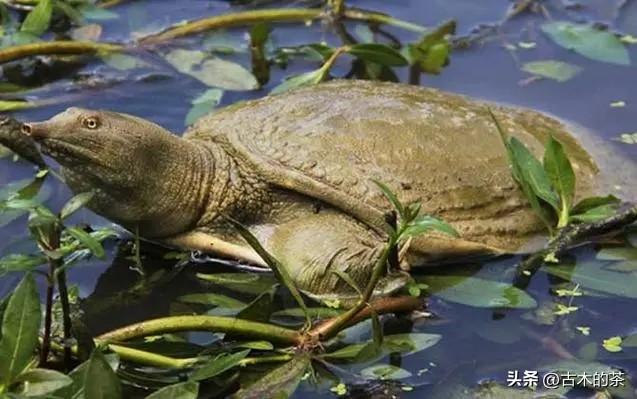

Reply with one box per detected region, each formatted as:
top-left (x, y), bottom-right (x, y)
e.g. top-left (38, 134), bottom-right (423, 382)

top-left (22, 107), bottom-right (200, 236)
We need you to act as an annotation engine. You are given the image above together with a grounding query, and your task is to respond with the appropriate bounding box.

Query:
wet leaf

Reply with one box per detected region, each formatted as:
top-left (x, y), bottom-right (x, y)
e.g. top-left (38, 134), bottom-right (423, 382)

top-left (322, 343), bottom-right (368, 360)
top-left (20, 0), bottom-right (52, 36)
top-left (597, 247), bottom-right (637, 261)
top-left (60, 191), bottom-right (94, 220)
top-left (163, 49), bottom-right (258, 91)
top-left (602, 336), bottom-right (623, 352)
top-left (233, 354), bottom-right (309, 398)
top-left (382, 333), bottom-right (442, 356)
top-left (270, 68), bottom-right (326, 95)
top-left (236, 341), bottom-right (273, 351)
top-left (361, 364), bottom-right (412, 380)
top-left (347, 43), bottom-right (408, 66)
top-left (191, 349), bottom-right (250, 381)
top-left (228, 218), bottom-right (310, 324)
top-left (236, 287), bottom-right (275, 322)
top-left (522, 60), bottom-right (582, 82)
top-left (79, 5), bottom-right (119, 21)
top-left (544, 261), bottom-right (637, 298)
top-left (15, 368), bottom-right (72, 396)
top-left (146, 381), bottom-right (199, 399)
top-left (542, 22), bottom-right (631, 65)
top-left (420, 275), bottom-right (537, 308)
top-left (66, 227), bottom-right (105, 259)
top-left (250, 22), bottom-right (270, 85)
top-left (84, 350), bottom-right (122, 399)
top-left (101, 53), bottom-right (148, 71)
top-left (178, 293), bottom-right (246, 309)
top-left (617, 132), bottom-right (637, 144)
top-left (185, 88), bottom-right (223, 126)
top-left (0, 273), bottom-right (40, 386)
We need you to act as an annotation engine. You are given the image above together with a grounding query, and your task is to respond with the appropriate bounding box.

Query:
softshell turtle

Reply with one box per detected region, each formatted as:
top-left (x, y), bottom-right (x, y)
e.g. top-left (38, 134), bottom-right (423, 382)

top-left (17, 80), bottom-right (636, 300)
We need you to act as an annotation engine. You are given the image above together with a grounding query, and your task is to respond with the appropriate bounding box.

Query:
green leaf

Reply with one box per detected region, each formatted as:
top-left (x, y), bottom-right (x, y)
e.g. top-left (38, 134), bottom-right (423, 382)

top-left (191, 349), bottom-right (250, 381)
top-left (332, 269), bottom-right (363, 297)
top-left (544, 261), bottom-right (637, 298)
top-left (163, 49), bottom-right (258, 91)
top-left (80, 5), bottom-right (119, 20)
top-left (67, 227), bottom-right (106, 259)
top-left (146, 381), bottom-right (199, 399)
top-left (185, 88), bottom-right (223, 126)
top-left (617, 132), bottom-right (637, 144)
top-left (236, 341), bottom-right (274, 351)
top-left (542, 22), bottom-right (631, 65)
top-left (227, 218), bottom-right (310, 325)
top-left (402, 215), bottom-right (459, 239)
top-left (571, 195), bottom-right (620, 214)
top-left (20, 0), bottom-right (52, 36)
top-left (371, 180), bottom-right (404, 220)
top-left (420, 275), bottom-right (537, 308)
top-left (596, 247), bottom-right (637, 261)
top-left (489, 110), bottom-right (555, 231)
top-left (382, 333), bottom-right (442, 356)
top-left (0, 254), bottom-right (46, 276)
top-left (521, 60), bottom-right (582, 82)
top-left (0, 273), bottom-right (41, 386)
top-left (347, 44), bottom-right (408, 66)
top-left (270, 68), bottom-right (326, 95)
top-left (84, 350), bottom-right (122, 399)
top-left (570, 204), bottom-right (618, 223)
top-left (60, 191), bottom-right (94, 220)
top-left (543, 136), bottom-right (575, 227)
top-left (361, 364), bottom-right (412, 380)
top-left (178, 293), bottom-right (246, 309)
top-left (322, 343), bottom-right (368, 360)
top-left (15, 368), bottom-right (72, 397)
top-left (509, 137), bottom-right (560, 211)
top-left (100, 53), bottom-right (147, 71)
top-left (370, 309), bottom-right (383, 352)
top-left (233, 354), bottom-right (309, 398)
top-left (236, 288), bottom-right (275, 322)
top-left (602, 336), bottom-right (623, 352)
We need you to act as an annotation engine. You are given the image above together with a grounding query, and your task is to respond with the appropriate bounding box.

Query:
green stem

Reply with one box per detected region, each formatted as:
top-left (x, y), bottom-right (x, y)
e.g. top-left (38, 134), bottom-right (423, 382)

top-left (238, 354), bottom-right (293, 367)
top-left (0, 41), bottom-right (124, 65)
top-left (312, 241), bottom-right (394, 340)
top-left (107, 344), bottom-right (198, 369)
top-left (97, 316), bottom-right (301, 345)
top-left (138, 7), bottom-right (425, 45)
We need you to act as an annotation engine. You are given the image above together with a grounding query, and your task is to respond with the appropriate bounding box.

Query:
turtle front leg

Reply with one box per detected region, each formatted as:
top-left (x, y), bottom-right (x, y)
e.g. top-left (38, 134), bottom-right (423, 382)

top-left (264, 210), bottom-right (409, 303)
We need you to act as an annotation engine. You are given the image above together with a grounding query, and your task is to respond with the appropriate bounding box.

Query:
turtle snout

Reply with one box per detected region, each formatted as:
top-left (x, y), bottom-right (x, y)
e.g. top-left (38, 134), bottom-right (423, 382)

top-left (21, 122), bottom-right (49, 139)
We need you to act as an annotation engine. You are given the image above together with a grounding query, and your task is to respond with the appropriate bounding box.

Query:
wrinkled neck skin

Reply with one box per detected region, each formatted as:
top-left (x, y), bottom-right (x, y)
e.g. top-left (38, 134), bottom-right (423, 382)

top-left (63, 134), bottom-right (260, 239)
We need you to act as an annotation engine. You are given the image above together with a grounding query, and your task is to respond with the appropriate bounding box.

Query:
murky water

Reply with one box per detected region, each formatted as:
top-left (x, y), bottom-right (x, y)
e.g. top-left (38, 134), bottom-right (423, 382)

top-left (1, 0), bottom-right (637, 397)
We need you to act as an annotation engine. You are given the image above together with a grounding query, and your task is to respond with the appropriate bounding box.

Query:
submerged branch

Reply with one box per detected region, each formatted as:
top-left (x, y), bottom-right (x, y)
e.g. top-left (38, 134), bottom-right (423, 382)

top-left (0, 41), bottom-right (123, 65)
top-left (97, 315), bottom-right (301, 345)
top-left (514, 204), bottom-right (637, 289)
top-left (138, 7), bottom-right (425, 45)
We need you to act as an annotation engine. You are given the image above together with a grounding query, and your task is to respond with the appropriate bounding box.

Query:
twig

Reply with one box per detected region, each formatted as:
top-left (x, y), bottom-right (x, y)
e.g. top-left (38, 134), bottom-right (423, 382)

top-left (97, 315), bottom-right (302, 345)
top-left (513, 204), bottom-right (637, 289)
top-left (0, 41), bottom-right (123, 65)
top-left (56, 269), bottom-right (73, 370)
top-left (138, 7), bottom-right (425, 45)
top-left (40, 270), bottom-right (54, 365)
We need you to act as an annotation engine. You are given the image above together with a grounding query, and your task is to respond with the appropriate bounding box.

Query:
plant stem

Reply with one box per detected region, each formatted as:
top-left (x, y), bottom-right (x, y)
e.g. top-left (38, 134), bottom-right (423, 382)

top-left (138, 7), bottom-right (425, 45)
top-left (0, 41), bottom-right (123, 65)
top-left (311, 240), bottom-right (394, 341)
top-left (107, 344), bottom-right (198, 369)
top-left (238, 354), bottom-right (293, 367)
top-left (40, 271), bottom-right (54, 366)
top-left (514, 204), bottom-right (637, 289)
top-left (55, 268), bottom-right (72, 370)
top-left (97, 316), bottom-right (301, 345)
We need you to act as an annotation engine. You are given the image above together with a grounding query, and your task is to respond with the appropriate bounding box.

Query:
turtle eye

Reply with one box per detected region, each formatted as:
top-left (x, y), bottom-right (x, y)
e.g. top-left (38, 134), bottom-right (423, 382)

top-left (82, 117), bottom-right (100, 130)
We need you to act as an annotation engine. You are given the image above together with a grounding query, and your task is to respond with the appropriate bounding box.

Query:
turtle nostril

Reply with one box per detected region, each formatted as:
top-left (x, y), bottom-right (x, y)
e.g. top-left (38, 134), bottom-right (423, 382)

top-left (21, 123), bottom-right (33, 136)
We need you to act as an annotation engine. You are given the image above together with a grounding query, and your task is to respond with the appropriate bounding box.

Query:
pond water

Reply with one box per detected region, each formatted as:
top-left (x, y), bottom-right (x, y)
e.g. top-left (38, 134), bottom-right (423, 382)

top-left (1, 0), bottom-right (637, 398)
